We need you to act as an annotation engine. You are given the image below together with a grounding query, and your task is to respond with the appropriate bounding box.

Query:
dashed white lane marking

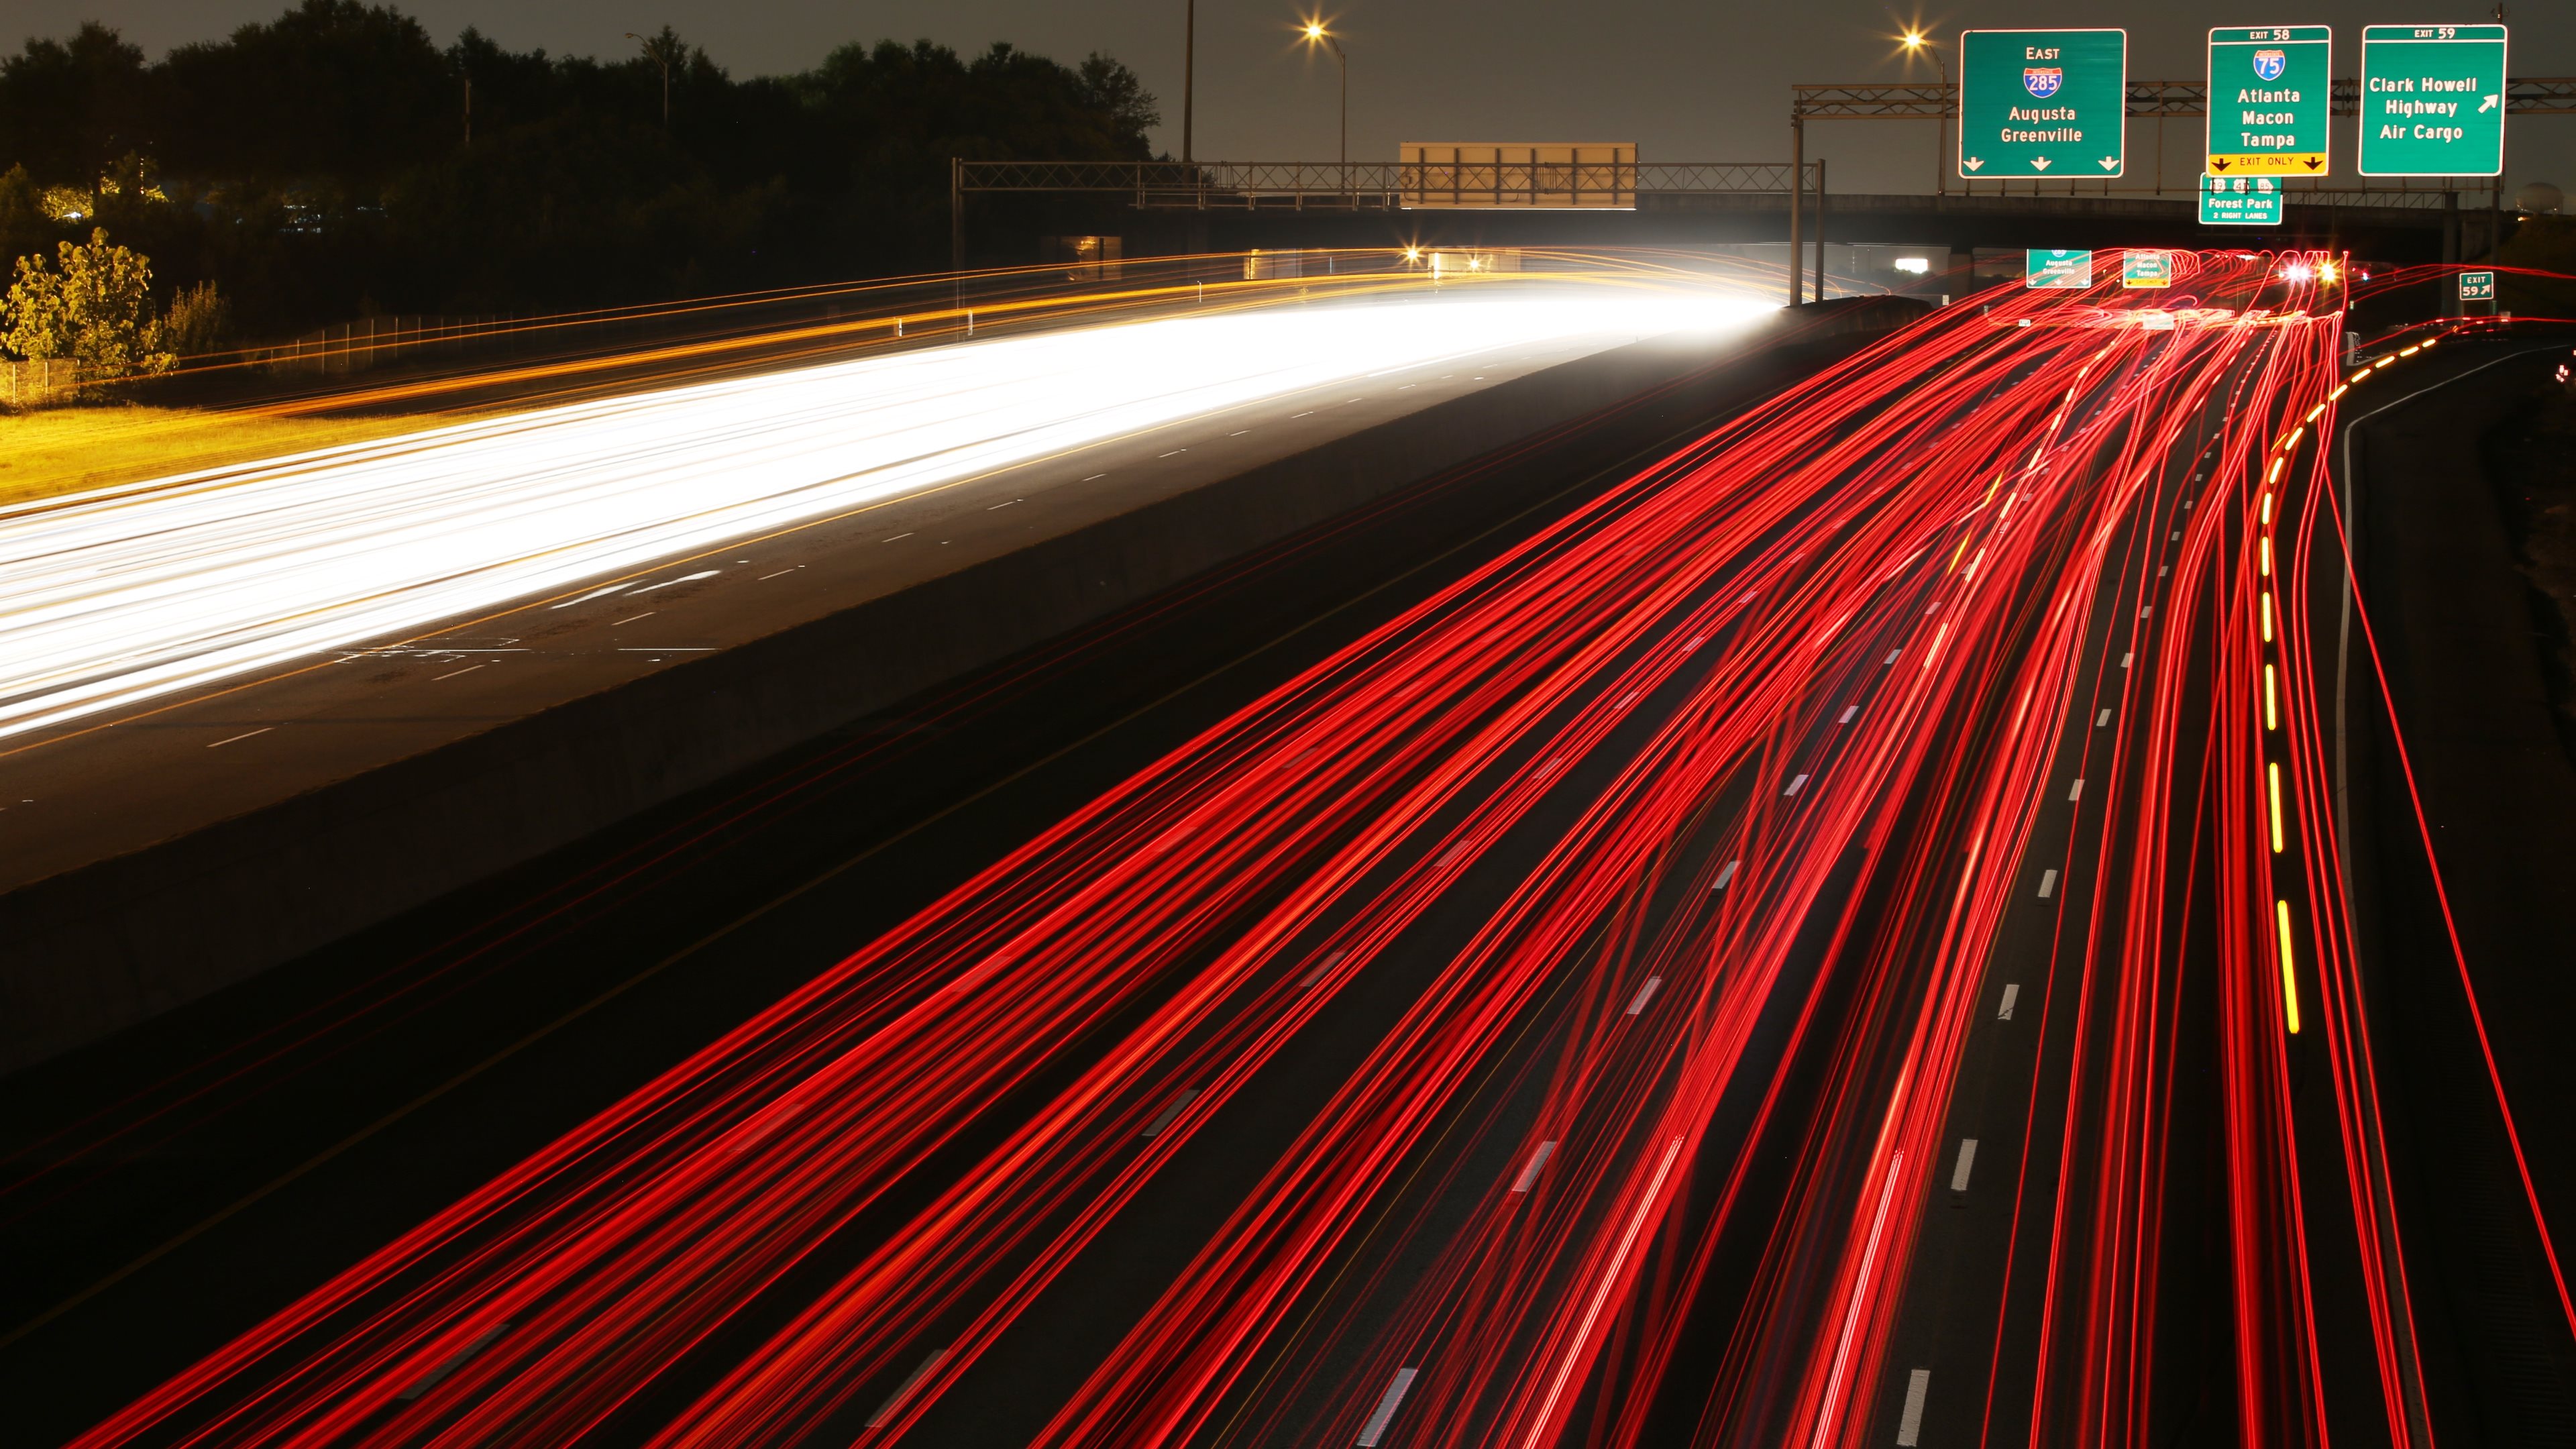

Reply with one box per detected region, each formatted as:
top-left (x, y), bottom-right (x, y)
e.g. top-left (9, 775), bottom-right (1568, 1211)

top-left (757, 568), bottom-right (798, 580)
top-left (1297, 951), bottom-right (1347, 991)
top-left (1081, 473), bottom-right (1106, 482)
top-left (1784, 773), bottom-right (1809, 796)
top-left (2038, 869), bottom-right (2059, 898)
top-left (882, 533), bottom-right (914, 543)
top-left (549, 582), bottom-right (633, 609)
top-left (1625, 977), bottom-right (1664, 1015)
top-left (2096, 708), bottom-right (2112, 727)
top-left (1713, 859), bottom-right (1739, 891)
top-left (629, 569), bottom-right (719, 595)
top-left (1998, 982), bottom-right (2021, 1020)
top-left (1159, 449), bottom-right (1187, 458)
top-left (1142, 1087), bottom-right (1199, 1140)
top-left (1896, 1368), bottom-right (1932, 1446)
top-left (1293, 411), bottom-right (1314, 418)
top-left (396, 1323), bottom-right (509, 1401)
top-left (987, 498), bottom-right (1021, 510)
top-left (2139, 604), bottom-right (2153, 619)
top-left (433, 664), bottom-right (484, 681)
top-left (2157, 565), bottom-right (2167, 577)
top-left (1884, 650), bottom-right (1902, 665)
top-left (867, 1348), bottom-right (952, 1429)
top-left (2171, 531), bottom-right (2181, 541)
top-left (1230, 429), bottom-right (1250, 435)
top-left (2119, 651), bottom-right (2133, 669)
top-left (1358, 1367), bottom-right (1420, 1447)
top-left (206, 727), bottom-right (273, 749)
top-left (1839, 704), bottom-right (1859, 724)
top-left (610, 612), bottom-right (655, 627)
top-left (2068, 778), bottom-right (2084, 802)
top-left (1951, 1137), bottom-right (1980, 1191)
top-left (1511, 1141), bottom-right (1558, 1193)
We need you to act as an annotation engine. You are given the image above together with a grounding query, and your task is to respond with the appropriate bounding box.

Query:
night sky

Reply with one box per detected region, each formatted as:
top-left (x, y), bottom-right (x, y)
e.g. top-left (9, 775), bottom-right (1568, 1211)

top-left (13, 1), bottom-right (2573, 198)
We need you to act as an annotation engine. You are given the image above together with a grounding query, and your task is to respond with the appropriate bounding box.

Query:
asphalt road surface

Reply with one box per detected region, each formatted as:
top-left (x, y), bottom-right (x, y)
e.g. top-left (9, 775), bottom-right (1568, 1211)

top-left (8, 266), bottom-right (2569, 1449)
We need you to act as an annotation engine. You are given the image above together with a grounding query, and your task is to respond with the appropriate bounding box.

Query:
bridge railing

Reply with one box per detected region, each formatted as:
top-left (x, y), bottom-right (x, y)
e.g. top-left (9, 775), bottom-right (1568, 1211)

top-left (953, 160), bottom-right (1818, 211)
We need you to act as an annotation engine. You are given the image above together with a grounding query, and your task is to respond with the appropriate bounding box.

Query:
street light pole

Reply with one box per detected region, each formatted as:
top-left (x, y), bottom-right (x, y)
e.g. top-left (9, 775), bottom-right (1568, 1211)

top-left (1183, 0), bottom-right (1195, 164)
top-left (626, 32), bottom-right (671, 130)
top-left (1303, 22), bottom-right (1348, 174)
top-left (1902, 32), bottom-right (1950, 197)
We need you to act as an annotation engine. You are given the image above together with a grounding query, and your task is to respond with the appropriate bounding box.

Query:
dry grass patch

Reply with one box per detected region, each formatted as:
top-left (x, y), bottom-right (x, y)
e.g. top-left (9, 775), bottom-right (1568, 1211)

top-left (0, 405), bottom-right (474, 508)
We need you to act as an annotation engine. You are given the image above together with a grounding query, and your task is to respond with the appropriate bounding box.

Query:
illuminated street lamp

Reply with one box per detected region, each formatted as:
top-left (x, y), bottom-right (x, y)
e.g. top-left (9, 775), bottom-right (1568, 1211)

top-left (1900, 30), bottom-right (1950, 197)
top-left (1301, 19), bottom-right (1349, 172)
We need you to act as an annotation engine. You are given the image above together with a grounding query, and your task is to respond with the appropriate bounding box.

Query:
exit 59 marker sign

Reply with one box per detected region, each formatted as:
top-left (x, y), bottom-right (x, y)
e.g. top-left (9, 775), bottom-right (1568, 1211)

top-left (1959, 30), bottom-right (2129, 180)
top-left (2206, 26), bottom-right (2330, 176)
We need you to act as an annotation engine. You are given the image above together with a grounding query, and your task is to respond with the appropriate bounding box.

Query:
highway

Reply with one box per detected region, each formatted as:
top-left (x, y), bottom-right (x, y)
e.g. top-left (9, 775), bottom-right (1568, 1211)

top-left (0, 279), bottom-right (1764, 921)
top-left (7, 258), bottom-right (2571, 1447)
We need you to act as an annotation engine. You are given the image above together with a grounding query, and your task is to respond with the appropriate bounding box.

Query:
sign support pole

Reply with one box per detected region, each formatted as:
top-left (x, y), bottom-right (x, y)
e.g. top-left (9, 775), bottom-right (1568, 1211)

top-left (1788, 118), bottom-right (1805, 305)
top-left (1813, 160), bottom-right (1827, 305)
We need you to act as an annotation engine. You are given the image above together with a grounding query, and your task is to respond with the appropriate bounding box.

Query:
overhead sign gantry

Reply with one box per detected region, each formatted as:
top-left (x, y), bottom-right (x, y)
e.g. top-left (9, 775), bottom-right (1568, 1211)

top-left (1958, 30), bottom-right (2128, 180)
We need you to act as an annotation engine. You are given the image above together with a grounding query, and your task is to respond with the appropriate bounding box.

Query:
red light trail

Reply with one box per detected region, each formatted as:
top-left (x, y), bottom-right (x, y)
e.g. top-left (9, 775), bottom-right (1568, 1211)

top-left (59, 254), bottom-right (2565, 1448)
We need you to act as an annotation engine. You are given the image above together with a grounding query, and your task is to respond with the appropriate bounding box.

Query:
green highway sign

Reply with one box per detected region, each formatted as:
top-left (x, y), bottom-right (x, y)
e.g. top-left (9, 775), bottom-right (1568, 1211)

top-left (2122, 250), bottom-right (2174, 288)
top-left (2359, 24), bottom-right (2508, 177)
top-left (2200, 172), bottom-right (2286, 225)
top-left (1960, 30), bottom-right (2128, 180)
top-left (2026, 250), bottom-right (2094, 289)
top-left (2206, 26), bottom-right (2331, 176)
top-left (2459, 270), bottom-right (2496, 302)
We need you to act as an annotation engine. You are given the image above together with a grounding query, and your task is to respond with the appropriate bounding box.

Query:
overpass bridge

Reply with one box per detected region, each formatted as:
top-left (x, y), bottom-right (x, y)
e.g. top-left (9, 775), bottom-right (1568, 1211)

top-left (955, 74), bottom-right (2572, 290)
top-left (955, 160), bottom-right (2502, 299)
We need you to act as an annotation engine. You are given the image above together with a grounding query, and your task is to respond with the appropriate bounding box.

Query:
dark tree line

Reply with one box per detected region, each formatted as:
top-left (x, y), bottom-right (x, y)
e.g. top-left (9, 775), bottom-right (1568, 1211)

top-left (0, 1), bottom-right (1159, 341)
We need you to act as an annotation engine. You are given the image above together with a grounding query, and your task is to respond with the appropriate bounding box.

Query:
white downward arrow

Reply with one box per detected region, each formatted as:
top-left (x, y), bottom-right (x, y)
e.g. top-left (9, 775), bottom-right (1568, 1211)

top-left (2032, 156), bottom-right (2053, 171)
top-left (2098, 156), bottom-right (2120, 171)
top-left (1963, 156), bottom-right (1985, 172)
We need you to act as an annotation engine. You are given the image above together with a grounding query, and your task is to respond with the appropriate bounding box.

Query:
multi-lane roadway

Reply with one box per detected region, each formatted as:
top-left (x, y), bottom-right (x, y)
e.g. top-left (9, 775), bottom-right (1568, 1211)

top-left (6, 256), bottom-right (2569, 1448)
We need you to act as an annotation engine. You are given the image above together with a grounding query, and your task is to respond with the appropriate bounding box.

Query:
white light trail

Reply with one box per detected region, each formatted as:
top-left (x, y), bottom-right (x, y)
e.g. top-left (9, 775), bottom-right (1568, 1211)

top-left (0, 290), bottom-right (1764, 740)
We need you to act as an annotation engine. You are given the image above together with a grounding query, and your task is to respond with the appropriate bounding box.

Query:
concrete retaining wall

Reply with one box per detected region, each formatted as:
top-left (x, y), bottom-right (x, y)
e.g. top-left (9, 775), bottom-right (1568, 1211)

top-left (0, 299), bottom-right (1921, 1072)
